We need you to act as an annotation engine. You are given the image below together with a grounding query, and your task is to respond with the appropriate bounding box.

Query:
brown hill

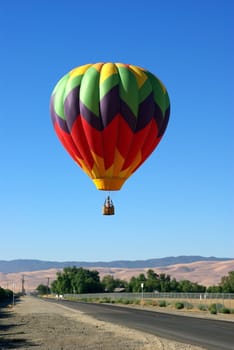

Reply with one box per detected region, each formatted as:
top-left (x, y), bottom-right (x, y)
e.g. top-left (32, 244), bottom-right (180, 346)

top-left (1, 260), bottom-right (233, 293)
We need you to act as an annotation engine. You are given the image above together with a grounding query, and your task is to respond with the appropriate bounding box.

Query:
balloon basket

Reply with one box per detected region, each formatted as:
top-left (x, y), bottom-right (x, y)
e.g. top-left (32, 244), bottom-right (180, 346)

top-left (102, 195), bottom-right (115, 215)
top-left (102, 206), bottom-right (115, 215)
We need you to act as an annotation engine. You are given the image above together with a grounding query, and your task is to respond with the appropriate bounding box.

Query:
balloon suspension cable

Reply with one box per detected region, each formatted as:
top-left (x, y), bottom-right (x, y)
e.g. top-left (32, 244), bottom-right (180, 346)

top-left (102, 193), bottom-right (115, 215)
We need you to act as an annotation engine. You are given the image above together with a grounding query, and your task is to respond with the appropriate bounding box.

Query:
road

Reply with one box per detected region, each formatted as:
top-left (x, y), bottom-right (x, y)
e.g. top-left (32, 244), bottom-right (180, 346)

top-left (45, 299), bottom-right (234, 350)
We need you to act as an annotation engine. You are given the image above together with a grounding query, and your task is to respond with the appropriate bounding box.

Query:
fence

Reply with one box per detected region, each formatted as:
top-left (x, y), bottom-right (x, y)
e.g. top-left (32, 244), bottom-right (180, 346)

top-left (64, 292), bottom-right (234, 309)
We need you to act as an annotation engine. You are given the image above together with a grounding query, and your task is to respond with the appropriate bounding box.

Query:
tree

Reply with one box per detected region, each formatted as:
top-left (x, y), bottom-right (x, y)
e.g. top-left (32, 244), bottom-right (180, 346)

top-left (36, 284), bottom-right (50, 295)
top-left (219, 271), bottom-right (234, 292)
top-left (170, 278), bottom-right (180, 292)
top-left (144, 269), bottom-right (160, 292)
top-left (178, 280), bottom-right (205, 293)
top-left (102, 275), bottom-right (128, 292)
top-left (159, 273), bottom-right (171, 292)
top-left (128, 273), bottom-right (146, 292)
top-left (50, 267), bottom-right (103, 294)
top-left (0, 287), bottom-right (13, 301)
top-left (206, 285), bottom-right (222, 293)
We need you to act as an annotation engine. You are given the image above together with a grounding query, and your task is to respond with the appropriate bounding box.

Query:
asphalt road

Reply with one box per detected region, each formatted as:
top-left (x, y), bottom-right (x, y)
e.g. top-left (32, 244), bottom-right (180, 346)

top-left (46, 299), bottom-right (234, 350)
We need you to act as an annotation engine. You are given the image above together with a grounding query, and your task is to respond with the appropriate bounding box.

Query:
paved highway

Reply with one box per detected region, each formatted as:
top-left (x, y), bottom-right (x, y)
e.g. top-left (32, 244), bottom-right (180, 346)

top-left (46, 299), bottom-right (234, 350)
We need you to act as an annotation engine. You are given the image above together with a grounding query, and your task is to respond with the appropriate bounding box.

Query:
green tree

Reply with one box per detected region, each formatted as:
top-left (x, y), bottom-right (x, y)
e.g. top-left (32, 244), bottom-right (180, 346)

top-left (127, 276), bottom-right (137, 292)
top-left (102, 275), bottom-right (116, 292)
top-left (170, 277), bottom-right (180, 292)
top-left (206, 285), bottom-right (222, 293)
top-left (50, 279), bottom-right (59, 294)
top-left (159, 273), bottom-right (171, 292)
top-left (54, 269), bottom-right (72, 293)
top-left (36, 284), bottom-right (50, 295)
top-left (0, 287), bottom-right (13, 301)
top-left (178, 280), bottom-right (205, 293)
top-left (51, 267), bottom-right (103, 294)
top-left (219, 271), bottom-right (234, 292)
top-left (145, 269), bottom-right (160, 292)
top-left (128, 273), bottom-right (146, 292)
top-left (114, 278), bottom-right (128, 289)
top-left (101, 275), bottom-right (127, 292)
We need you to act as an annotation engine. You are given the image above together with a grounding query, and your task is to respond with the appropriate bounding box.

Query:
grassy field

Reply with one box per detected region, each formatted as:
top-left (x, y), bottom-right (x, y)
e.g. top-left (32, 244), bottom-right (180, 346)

top-left (65, 293), bottom-right (234, 315)
top-left (141, 297), bottom-right (234, 314)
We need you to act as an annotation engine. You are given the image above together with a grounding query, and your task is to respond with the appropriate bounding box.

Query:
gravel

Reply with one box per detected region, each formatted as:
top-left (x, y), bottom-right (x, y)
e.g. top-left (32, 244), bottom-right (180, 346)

top-left (0, 296), bottom-right (207, 350)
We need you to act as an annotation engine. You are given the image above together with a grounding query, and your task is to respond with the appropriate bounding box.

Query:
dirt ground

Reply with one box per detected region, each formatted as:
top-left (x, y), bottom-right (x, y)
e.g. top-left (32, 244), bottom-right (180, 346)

top-left (0, 296), bottom-right (210, 350)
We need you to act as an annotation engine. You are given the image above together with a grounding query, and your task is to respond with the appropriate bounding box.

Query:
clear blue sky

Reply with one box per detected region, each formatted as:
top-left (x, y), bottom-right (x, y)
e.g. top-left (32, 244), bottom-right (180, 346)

top-left (0, 0), bottom-right (233, 262)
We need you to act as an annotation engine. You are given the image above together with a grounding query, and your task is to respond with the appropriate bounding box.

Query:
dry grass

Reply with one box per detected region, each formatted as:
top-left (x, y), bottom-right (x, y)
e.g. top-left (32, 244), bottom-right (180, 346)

top-left (142, 297), bottom-right (234, 311)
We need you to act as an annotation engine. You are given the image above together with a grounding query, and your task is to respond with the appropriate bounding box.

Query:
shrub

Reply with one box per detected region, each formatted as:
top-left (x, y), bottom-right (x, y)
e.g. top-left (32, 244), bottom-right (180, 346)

top-left (198, 304), bottom-right (208, 311)
top-left (185, 302), bottom-right (193, 310)
top-left (80, 297), bottom-right (88, 302)
top-left (209, 304), bottom-right (217, 314)
top-left (158, 300), bottom-right (166, 307)
top-left (104, 297), bottom-right (111, 303)
top-left (175, 302), bottom-right (184, 310)
top-left (122, 299), bottom-right (131, 304)
top-left (99, 297), bottom-right (111, 303)
top-left (219, 307), bottom-right (230, 314)
top-left (0, 287), bottom-right (13, 302)
top-left (5, 289), bottom-right (13, 299)
top-left (115, 298), bottom-right (124, 304)
top-left (215, 303), bottom-right (224, 312)
top-left (111, 298), bottom-right (133, 305)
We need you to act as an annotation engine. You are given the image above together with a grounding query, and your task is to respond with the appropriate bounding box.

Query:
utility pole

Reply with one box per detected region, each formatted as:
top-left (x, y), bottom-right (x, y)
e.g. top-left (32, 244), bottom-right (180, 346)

top-left (21, 275), bottom-right (26, 295)
top-left (47, 277), bottom-right (50, 296)
top-left (12, 282), bottom-right (15, 306)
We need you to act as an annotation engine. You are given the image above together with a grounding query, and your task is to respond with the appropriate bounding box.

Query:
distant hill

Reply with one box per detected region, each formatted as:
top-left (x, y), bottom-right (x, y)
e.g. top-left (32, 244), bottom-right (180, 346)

top-left (0, 256), bottom-right (232, 273)
top-left (1, 260), bottom-right (234, 291)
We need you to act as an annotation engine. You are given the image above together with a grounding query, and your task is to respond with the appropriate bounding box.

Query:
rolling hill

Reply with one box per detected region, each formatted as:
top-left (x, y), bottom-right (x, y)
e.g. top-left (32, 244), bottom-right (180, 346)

top-left (0, 256), bottom-right (232, 273)
top-left (0, 257), bottom-right (233, 292)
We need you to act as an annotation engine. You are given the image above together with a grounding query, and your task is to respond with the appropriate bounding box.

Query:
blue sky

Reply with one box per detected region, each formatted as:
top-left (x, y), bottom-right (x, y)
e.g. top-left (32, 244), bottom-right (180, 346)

top-left (0, 0), bottom-right (233, 262)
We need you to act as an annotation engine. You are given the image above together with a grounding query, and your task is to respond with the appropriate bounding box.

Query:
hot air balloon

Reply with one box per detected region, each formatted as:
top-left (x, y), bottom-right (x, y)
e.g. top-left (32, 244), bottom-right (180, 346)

top-left (50, 62), bottom-right (170, 215)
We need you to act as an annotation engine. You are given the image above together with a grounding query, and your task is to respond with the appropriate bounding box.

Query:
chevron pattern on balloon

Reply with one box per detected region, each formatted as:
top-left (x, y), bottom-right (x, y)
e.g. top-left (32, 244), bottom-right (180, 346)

top-left (50, 62), bottom-right (170, 190)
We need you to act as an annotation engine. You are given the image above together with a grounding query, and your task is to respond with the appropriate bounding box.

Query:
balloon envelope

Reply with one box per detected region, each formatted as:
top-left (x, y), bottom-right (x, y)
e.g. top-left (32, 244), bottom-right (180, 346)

top-left (50, 62), bottom-right (170, 190)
